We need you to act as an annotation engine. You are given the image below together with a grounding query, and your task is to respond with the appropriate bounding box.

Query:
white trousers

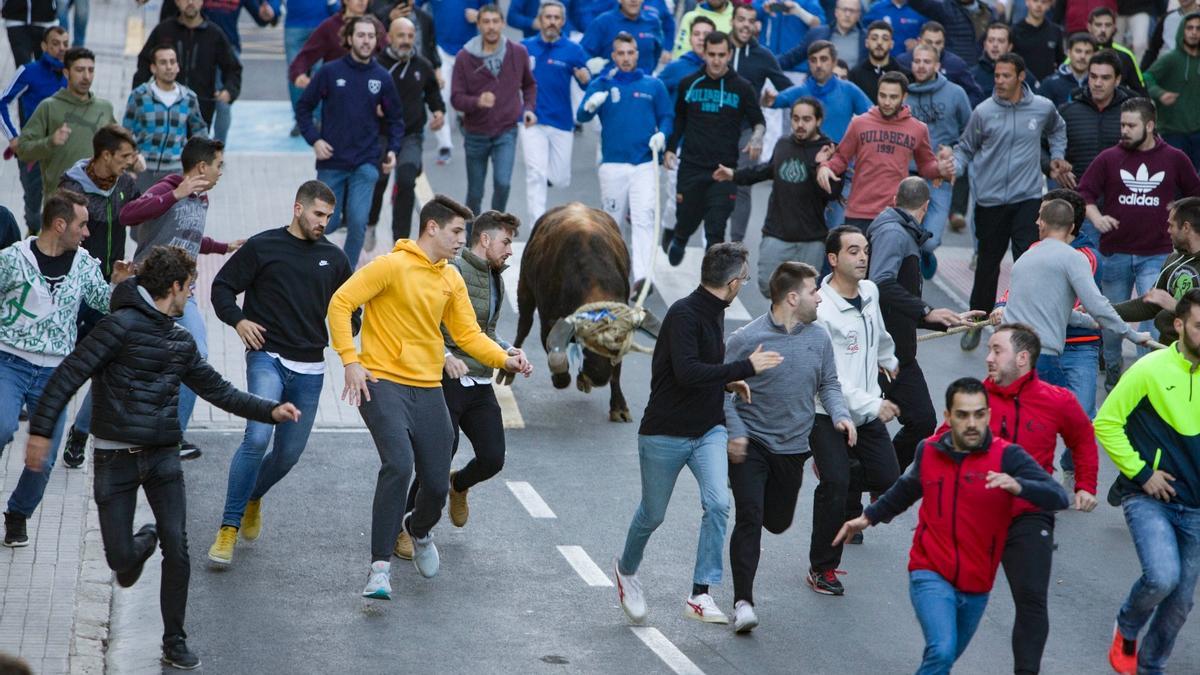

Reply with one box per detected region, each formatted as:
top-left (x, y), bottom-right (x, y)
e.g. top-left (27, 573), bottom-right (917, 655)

top-left (437, 46), bottom-right (454, 151)
top-left (521, 124), bottom-right (574, 223)
top-left (599, 160), bottom-right (659, 283)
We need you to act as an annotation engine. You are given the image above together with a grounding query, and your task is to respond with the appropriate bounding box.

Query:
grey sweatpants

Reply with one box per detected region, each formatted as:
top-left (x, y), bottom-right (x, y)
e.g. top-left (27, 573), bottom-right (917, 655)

top-left (757, 235), bottom-right (826, 298)
top-left (359, 379), bottom-right (453, 561)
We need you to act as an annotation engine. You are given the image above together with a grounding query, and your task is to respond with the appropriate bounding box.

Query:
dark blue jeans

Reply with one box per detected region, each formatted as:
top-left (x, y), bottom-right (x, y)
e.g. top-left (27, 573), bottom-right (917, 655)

top-left (220, 352), bottom-right (323, 527)
top-left (1117, 495), bottom-right (1200, 675)
top-left (319, 163), bottom-right (379, 269)
top-left (463, 126), bottom-right (518, 216)
top-left (1, 351), bottom-right (68, 517)
top-left (909, 569), bottom-right (990, 675)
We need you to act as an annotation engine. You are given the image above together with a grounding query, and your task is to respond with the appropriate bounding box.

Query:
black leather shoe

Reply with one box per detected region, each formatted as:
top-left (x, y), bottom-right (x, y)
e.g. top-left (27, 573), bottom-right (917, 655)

top-left (162, 639), bottom-right (201, 670)
top-left (116, 524), bottom-right (158, 587)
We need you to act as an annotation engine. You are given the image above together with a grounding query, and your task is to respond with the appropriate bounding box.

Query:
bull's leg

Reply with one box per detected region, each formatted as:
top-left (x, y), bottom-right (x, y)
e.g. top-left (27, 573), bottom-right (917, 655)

top-left (608, 362), bottom-right (631, 423)
top-left (513, 282), bottom-right (536, 349)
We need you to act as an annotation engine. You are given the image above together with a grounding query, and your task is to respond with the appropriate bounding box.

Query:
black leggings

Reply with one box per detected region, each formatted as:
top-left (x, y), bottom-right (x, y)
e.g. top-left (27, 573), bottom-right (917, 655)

top-left (1002, 511), bottom-right (1056, 675)
top-left (406, 376), bottom-right (506, 513)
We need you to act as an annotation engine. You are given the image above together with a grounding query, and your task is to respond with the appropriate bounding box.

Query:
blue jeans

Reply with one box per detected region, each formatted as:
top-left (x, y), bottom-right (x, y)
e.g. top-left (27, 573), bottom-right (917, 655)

top-left (824, 173), bottom-right (853, 229)
top-left (1035, 353), bottom-right (1068, 388)
top-left (221, 351), bottom-right (323, 527)
top-left (463, 126), bottom-right (518, 216)
top-left (1058, 340), bottom-right (1099, 472)
top-left (1101, 252), bottom-right (1168, 374)
top-left (1163, 131), bottom-right (1200, 171)
top-left (921, 178), bottom-right (953, 252)
top-left (175, 296), bottom-right (208, 434)
top-left (1117, 495), bottom-right (1200, 675)
top-left (0, 351), bottom-right (68, 517)
top-left (909, 569), bottom-right (991, 675)
top-left (319, 164), bottom-right (379, 269)
top-left (57, 0), bottom-right (88, 45)
top-left (619, 426), bottom-right (730, 586)
top-left (284, 25), bottom-right (316, 113)
top-left (212, 58), bottom-right (238, 143)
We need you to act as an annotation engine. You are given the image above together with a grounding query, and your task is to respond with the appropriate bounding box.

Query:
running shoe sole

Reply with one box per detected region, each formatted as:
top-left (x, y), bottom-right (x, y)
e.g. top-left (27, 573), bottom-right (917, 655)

top-left (805, 575), bottom-right (844, 596)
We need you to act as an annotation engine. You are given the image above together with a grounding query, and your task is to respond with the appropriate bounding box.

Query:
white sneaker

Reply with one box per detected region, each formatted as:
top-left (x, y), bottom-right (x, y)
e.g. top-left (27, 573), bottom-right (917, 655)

top-left (1062, 470), bottom-right (1076, 496)
top-left (362, 561), bottom-right (391, 599)
top-left (733, 600), bottom-right (758, 633)
top-left (612, 556), bottom-right (646, 624)
top-left (405, 515), bottom-right (439, 578)
top-left (684, 593), bottom-right (729, 624)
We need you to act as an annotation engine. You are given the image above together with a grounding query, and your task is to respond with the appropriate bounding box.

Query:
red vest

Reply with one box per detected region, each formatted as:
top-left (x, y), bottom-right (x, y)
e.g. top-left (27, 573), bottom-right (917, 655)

top-left (909, 432), bottom-right (1019, 594)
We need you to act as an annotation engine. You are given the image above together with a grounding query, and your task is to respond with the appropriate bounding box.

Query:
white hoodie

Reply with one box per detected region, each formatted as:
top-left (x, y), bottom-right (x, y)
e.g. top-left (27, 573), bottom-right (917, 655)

top-left (814, 276), bottom-right (898, 426)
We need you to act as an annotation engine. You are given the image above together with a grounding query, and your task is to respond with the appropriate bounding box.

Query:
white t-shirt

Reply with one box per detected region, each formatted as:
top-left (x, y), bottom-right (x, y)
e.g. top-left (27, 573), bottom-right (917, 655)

top-left (151, 81), bottom-right (182, 107)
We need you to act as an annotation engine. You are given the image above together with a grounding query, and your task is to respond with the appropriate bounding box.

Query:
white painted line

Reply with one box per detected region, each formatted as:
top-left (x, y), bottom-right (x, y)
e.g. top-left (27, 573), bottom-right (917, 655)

top-left (494, 383), bottom-right (525, 429)
top-left (415, 172), bottom-right (435, 206)
top-left (556, 546), bottom-right (612, 587)
top-left (505, 480), bottom-right (557, 518)
top-left (630, 627), bottom-right (706, 675)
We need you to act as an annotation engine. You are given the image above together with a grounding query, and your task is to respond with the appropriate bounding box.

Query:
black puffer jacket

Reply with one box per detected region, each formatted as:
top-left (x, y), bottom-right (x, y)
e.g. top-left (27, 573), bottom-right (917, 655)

top-left (31, 278), bottom-right (279, 446)
top-left (1, 0), bottom-right (57, 24)
top-left (1059, 85), bottom-right (1138, 177)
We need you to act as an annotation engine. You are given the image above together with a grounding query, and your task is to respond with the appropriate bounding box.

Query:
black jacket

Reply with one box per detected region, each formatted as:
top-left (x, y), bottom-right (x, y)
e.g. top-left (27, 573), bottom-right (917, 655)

top-left (30, 278), bottom-right (279, 446)
top-left (0, 206), bottom-right (19, 250)
top-left (731, 39), bottom-right (792, 96)
top-left (1, 0), bottom-right (56, 24)
top-left (1060, 85), bottom-right (1137, 177)
top-left (377, 48), bottom-right (444, 136)
top-left (734, 133), bottom-right (842, 243)
top-left (370, 1), bottom-right (441, 68)
top-left (866, 206), bottom-right (940, 365)
top-left (667, 69), bottom-right (765, 171)
top-left (132, 18), bottom-right (243, 124)
top-left (848, 56), bottom-right (906, 103)
top-left (58, 163), bottom-right (141, 281)
top-left (971, 54), bottom-right (1038, 97)
top-left (1010, 19), bottom-right (1064, 82)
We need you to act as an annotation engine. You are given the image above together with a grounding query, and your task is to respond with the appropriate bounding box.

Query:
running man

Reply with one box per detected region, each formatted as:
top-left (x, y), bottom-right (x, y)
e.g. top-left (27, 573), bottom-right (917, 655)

top-left (327, 194), bottom-right (531, 600)
top-left (613, 243), bottom-right (782, 626)
top-left (206, 180), bottom-right (356, 566)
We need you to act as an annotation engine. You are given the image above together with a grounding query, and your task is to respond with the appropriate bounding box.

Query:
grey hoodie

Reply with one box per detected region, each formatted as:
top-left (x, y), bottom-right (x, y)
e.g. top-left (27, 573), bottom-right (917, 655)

top-left (723, 312), bottom-right (850, 455)
top-left (907, 73), bottom-right (972, 149)
top-left (464, 35), bottom-right (507, 77)
top-left (952, 83), bottom-right (1066, 206)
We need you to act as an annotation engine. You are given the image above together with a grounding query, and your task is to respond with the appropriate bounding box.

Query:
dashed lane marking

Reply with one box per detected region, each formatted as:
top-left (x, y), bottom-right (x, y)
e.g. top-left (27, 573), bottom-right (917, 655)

top-left (124, 16), bottom-right (144, 56)
top-left (494, 383), bottom-right (525, 429)
top-left (505, 480), bottom-right (557, 518)
top-left (556, 546), bottom-right (612, 587)
top-left (630, 627), bottom-right (706, 675)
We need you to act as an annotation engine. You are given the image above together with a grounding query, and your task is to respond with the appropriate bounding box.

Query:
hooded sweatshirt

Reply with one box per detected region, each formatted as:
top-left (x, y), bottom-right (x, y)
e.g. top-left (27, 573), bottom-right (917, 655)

top-left (122, 81), bottom-right (208, 175)
top-left (581, 7), bottom-right (665, 75)
top-left (731, 38), bottom-right (792, 94)
top-left (524, 35), bottom-right (589, 132)
top-left (327, 239), bottom-right (509, 388)
top-left (1145, 45), bottom-right (1200, 136)
top-left (1037, 61), bottom-right (1086, 107)
top-left (907, 73), bottom-right (972, 149)
top-left (773, 75), bottom-right (872, 142)
top-left (658, 50), bottom-right (703, 101)
top-left (0, 52), bottom-right (65, 141)
top-left (815, 277), bottom-right (899, 426)
top-left (824, 106), bottom-right (941, 220)
top-left (451, 36), bottom-right (537, 138)
top-left (132, 18), bottom-right (243, 124)
top-left (952, 83), bottom-right (1066, 207)
top-left (733, 132), bottom-right (842, 243)
top-left (867, 206), bottom-right (936, 365)
top-left (667, 68), bottom-right (764, 170)
top-left (577, 68), bottom-right (673, 165)
top-left (971, 54), bottom-right (1039, 94)
top-left (286, 13), bottom-right (387, 81)
top-left (0, 238), bottom-right (110, 367)
top-left (864, 0), bottom-right (929, 57)
top-left (296, 54), bottom-right (404, 171)
top-left (1, 0), bottom-right (57, 24)
top-left (15, 89), bottom-right (116, 203)
top-left (1078, 137), bottom-right (1200, 256)
top-left (59, 160), bottom-right (140, 280)
top-left (723, 313), bottom-right (850, 455)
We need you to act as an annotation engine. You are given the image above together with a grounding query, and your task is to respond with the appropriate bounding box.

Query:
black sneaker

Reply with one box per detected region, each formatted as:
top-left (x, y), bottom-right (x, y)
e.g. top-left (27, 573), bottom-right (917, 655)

top-left (849, 531), bottom-right (864, 545)
top-left (1105, 365), bottom-right (1122, 393)
top-left (660, 228), bottom-right (675, 254)
top-left (960, 327), bottom-right (982, 351)
top-left (289, 124), bottom-right (301, 138)
top-left (18, 406), bottom-right (27, 422)
top-left (806, 568), bottom-right (845, 595)
top-left (162, 639), bottom-right (201, 670)
top-left (3, 511), bottom-right (28, 547)
top-left (116, 524), bottom-right (158, 588)
top-left (1107, 478), bottom-right (1124, 507)
top-left (667, 239), bottom-right (686, 267)
top-left (63, 425), bottom-right (88, 468)
top-left (179, 441), bottom-right (202, 461)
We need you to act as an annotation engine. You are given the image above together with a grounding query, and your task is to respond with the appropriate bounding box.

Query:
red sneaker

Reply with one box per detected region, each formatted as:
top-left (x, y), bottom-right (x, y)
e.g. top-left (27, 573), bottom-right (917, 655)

top-left (1108, 625), bottom-right (1136, 675)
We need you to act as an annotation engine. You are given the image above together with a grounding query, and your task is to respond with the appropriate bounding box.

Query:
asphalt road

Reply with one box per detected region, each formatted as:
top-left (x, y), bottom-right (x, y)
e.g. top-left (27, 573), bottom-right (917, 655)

top-left (160, 15), bottom-right (1200, 675)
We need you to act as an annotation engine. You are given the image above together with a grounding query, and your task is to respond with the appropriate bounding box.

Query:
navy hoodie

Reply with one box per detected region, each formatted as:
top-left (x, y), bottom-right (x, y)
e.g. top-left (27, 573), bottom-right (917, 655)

top-left (296, 55), bottom-right (404, 171)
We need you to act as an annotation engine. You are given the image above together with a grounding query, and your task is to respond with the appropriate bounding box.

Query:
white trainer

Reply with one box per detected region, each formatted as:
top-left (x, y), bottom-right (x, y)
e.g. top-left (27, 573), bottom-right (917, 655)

top-left (405, 515), bottom-right (440, 578)
top-left (612, 557), bottom-right (646, 624)
top-left (362, 561), bottom-right (391, 599)
top-left (684, 593), bottom-right (729, 624)
top-left (733, 600), bottom-right (758, 633)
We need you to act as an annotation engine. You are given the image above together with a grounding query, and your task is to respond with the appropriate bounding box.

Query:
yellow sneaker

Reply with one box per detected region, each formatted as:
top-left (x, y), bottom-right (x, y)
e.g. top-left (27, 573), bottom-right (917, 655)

top-left (208, 526), bottom-right (237, 565)
top-left (448, 471), bottom-right (469, 528)
top-left (393, 530), bottom-right (414, 560)
top-left (241, 499), bottom-right (262, 541)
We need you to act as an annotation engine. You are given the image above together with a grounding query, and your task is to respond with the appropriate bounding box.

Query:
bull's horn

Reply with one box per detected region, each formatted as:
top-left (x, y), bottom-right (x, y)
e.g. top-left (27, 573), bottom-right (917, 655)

top-left (637, 309), bottom-right (662, 339)
top-left (546, 318), bottom-right (576, 377)
top-left (629, 342), bottom-right (654, 354)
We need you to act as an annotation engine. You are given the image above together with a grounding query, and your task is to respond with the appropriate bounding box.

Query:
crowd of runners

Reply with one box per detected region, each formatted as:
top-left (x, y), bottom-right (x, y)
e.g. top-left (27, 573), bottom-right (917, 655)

top-left (1, 0), bottom-right (1199, 671)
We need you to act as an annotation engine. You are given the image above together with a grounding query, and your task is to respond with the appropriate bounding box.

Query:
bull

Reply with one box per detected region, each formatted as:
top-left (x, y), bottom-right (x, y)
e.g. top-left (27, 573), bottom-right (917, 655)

top-left (507, 203), bottom-right (659, 422)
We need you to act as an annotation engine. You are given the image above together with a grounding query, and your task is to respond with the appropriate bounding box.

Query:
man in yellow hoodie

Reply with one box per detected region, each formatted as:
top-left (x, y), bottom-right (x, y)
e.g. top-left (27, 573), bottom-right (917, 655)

top-left (327, 194), bottom-right (533, 600)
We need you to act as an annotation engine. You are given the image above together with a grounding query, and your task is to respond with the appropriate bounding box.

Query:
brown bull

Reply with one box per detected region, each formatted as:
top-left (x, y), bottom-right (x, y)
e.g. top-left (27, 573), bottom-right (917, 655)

top-left (510, 203), bottom-right (658, 422)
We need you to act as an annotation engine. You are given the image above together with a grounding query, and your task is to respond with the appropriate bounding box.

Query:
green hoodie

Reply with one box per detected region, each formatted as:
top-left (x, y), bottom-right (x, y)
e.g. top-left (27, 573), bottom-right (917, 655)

top-left (1145, 46), bottom-right (1200, 136)
top-left (16, 89), bottom-right (116, 207)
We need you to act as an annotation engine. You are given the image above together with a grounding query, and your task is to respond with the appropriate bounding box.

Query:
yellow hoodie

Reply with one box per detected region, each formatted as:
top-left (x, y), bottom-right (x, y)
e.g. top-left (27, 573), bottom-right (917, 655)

top-left (328, 239), bottom-right (509, 387)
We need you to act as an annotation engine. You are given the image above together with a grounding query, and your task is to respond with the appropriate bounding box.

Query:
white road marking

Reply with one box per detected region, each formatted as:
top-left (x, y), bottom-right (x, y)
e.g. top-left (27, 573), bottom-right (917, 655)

top-left (494, 383), bottom-right (525, 429)
top-left (505, 481), bottom-right (557, 518)
top-left (630, 627), bottom-right (706, 675)
top-left (556, 546), bottom-right (612, 587)
top-left (415, 172), bottom-right (435, 206)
